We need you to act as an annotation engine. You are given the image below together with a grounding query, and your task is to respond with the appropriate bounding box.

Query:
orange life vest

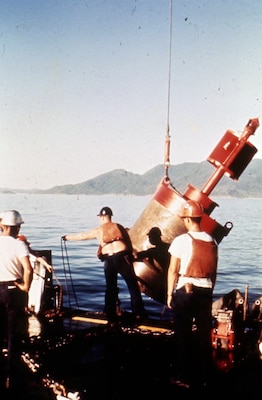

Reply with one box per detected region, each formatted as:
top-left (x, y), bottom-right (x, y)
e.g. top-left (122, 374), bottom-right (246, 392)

top-left (100, 222), bottom-right (124, 246)
top-left (184, 233), bottom-right (218, 278)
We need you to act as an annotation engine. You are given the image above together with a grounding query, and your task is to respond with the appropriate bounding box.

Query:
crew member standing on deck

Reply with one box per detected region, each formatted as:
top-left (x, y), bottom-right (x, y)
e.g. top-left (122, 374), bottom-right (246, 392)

top-left (0, 210), bottom-right (33, 388)
top-left (167, 200), bottom-right (218, 389)
top-left (62, 207), bottom-right (147, 325)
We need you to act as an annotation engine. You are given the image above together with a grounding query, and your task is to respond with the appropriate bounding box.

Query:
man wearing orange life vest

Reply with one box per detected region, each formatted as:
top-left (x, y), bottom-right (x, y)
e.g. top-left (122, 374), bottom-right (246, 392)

top-left (167, 200), bottom-right (218, 390)
top-left (63, 206), bottom-right (147, 325)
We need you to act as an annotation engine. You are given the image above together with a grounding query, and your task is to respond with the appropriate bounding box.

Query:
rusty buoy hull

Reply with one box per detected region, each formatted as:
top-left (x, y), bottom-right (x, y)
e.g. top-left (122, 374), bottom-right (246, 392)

top-left (129, 180), bottom-right (186, 303)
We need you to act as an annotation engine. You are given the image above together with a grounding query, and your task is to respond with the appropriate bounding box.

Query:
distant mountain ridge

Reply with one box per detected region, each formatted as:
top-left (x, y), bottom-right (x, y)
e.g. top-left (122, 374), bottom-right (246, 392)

top-left (1, 159), bottom-right (262, 197)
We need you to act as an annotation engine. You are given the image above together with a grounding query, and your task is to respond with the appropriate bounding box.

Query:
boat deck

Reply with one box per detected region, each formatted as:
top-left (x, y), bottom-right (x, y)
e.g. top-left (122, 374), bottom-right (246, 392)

top-left (1, 308), bottom-right (261, 399)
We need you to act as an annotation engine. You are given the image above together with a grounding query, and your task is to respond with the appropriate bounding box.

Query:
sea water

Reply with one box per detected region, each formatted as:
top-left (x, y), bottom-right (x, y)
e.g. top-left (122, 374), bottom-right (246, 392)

top-left (0, 193), bottom-right (261, 319)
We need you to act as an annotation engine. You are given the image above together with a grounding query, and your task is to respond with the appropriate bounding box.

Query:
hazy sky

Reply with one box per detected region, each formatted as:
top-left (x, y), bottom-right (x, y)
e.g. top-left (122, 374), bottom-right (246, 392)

top-left (1, 0), bottom-right (261, 189)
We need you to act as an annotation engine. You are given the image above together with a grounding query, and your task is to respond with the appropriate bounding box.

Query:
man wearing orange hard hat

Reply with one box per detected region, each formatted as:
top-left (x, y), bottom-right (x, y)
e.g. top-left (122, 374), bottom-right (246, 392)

top-left (167, 200), bottom-right (218, 390)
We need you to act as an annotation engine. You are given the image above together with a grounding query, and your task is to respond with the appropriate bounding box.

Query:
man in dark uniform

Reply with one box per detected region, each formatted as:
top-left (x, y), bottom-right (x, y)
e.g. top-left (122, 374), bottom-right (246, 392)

top-left (63, 206), bottom-right (147, 325)
top-left (135, 227), bottom-right (170, 303)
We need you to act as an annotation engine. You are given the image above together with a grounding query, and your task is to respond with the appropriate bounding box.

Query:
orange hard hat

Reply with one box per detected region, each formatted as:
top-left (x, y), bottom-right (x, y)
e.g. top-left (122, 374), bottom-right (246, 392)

top-left (179, 200), bottom-right (203, 218)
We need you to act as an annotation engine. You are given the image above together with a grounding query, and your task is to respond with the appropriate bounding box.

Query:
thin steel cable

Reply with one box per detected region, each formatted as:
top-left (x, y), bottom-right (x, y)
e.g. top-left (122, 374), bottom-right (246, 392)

top-left (164, 0), bottom-right (173, 181)
top-left (166, 0), bottom-right (173, 134)
top-left (60, 238), bottom-right (79, 309)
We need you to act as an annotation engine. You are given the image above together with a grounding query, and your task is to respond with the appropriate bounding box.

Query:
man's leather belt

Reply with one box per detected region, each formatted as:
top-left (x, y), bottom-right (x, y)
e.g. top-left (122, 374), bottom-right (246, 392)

top-left (103, 250), bottom-right (130, 259)
top-left (0, 280), bottom-right (17, 288)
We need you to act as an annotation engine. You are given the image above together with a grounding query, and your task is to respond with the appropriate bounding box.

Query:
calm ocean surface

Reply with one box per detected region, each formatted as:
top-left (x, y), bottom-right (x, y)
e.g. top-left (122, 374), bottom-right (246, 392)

top-left (0, 193), bottom-right (261, 319)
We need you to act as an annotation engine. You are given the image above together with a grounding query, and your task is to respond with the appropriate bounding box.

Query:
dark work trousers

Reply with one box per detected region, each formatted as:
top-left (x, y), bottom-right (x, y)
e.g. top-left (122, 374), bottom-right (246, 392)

top-left (0, 284), bottom-right (28, 376)
top-left (103, 251), bottom-right (146, 323)
top-left (172, 285), bottom-right (214, 386)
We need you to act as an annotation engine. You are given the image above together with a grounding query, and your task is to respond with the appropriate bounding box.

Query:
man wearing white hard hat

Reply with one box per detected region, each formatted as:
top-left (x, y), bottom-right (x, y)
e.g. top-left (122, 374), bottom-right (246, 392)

top-left (0, 210), bottom-right (33, 389)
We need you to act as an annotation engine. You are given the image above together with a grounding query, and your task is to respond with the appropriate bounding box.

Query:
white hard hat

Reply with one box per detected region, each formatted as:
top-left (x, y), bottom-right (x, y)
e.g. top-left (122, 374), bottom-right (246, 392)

top-left (1, 210), bottom-right (24, 226)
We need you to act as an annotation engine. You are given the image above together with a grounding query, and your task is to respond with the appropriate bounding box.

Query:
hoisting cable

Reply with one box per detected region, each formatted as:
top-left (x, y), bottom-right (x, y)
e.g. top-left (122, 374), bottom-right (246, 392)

top-left (60, 237), bottom-right (79, 309)
top-left (164, 0), bottom-right (173, 182)
top-left (51, 268), bottom-right (63, 315)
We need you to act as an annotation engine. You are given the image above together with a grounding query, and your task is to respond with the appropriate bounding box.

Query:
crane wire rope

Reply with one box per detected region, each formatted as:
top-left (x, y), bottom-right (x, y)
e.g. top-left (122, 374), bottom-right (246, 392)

top-left (164, 0), bottom-right (173, 182)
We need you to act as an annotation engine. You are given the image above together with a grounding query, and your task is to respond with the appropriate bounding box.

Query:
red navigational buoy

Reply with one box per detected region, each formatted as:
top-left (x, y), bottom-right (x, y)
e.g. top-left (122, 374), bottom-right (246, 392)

top-left (129, 118), bottom-right (259, 303)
